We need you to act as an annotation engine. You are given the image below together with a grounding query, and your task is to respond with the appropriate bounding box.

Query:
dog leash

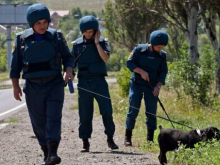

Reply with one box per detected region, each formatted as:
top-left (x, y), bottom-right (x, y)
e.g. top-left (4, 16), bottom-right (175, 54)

top-left (146, 81), bottom-right (175, 128)
top-left (77, 86), bottom-right (195, 129)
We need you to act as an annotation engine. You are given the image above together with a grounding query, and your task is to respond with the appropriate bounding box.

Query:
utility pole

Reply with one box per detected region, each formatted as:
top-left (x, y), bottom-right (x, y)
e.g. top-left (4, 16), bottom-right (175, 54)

top-left (6, 25), bottom-right (12, 71)
top-left (0, 4), bottom-right (31, 71)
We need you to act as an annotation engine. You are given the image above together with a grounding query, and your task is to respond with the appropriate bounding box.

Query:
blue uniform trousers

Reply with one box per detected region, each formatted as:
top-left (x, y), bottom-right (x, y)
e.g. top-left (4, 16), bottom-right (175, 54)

top-left (23, 75), bottom-right (65, 146)
top-left (126, 80), bottom-right (157, 131)
top-left (78, 76), bottom-right (115, 139)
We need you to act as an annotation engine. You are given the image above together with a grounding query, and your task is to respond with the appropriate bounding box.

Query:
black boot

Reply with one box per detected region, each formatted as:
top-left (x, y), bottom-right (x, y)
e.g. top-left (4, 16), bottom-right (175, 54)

top-left (107, 136), bottom-right (119, 150)
top-left (147, 130), bottom-right (154, 142)
top-left (124, 129), bottom-right (132, 146)
top-left (81, 138), bottom-right (90, 152)
top-left (40, 145), bottom-right (48, 165)
top-left (45, 141), bottom-right (61, 165)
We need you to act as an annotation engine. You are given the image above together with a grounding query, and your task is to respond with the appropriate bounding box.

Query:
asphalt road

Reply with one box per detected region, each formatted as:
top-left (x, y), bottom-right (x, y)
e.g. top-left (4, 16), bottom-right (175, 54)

top-left (0, 88), bottom-right (26, 121)
top-left (0, 78), bottom-right (116, 121)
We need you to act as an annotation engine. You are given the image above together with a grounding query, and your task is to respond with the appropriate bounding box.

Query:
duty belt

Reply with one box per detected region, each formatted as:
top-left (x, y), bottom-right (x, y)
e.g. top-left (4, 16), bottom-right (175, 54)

top-left (27, 75), bottom-right (59, 85)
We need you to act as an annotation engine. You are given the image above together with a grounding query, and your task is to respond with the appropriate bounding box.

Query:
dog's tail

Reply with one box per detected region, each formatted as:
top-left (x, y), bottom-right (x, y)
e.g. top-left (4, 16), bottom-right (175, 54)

top-left (159, 125), bottom-right (163, 130)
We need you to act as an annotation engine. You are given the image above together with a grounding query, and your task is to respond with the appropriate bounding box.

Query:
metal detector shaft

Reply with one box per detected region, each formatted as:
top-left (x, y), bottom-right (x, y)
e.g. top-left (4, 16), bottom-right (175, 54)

top-left (130, 106), bottom-right (194, 129)
top-left (156, 97), bottom-right (175, 128)
top-left (147, 81), bottom-right (175, 128)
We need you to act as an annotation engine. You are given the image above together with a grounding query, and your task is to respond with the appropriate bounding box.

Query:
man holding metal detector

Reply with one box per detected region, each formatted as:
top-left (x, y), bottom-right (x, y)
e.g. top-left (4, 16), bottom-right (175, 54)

top-left (124, 30), bottom-right (169, 146)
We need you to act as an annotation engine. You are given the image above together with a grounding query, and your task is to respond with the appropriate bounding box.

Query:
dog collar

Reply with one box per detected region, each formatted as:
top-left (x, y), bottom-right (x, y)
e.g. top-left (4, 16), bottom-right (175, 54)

top-left (196, 129), bottom-right (202, 136)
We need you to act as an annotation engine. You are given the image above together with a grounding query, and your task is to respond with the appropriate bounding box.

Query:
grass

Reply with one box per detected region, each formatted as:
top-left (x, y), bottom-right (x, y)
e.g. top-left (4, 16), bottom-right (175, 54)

top-left (4, 118), bottom-right (20, 123)
top-left (108, 83), bottom-right (220, 164)
top-left (60, 78), bottom-right (220, 164)
top-left (0, 72), bottom-right (9, 83)
top-left (36, 0), bottom-right (108, 12)
top-left (0, 72), bottom-right (12, 89)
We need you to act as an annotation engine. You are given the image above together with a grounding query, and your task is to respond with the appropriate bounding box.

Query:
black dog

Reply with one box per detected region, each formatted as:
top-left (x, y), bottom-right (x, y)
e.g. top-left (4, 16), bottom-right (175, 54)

top-left (158, 125), bottom-right (220, 165)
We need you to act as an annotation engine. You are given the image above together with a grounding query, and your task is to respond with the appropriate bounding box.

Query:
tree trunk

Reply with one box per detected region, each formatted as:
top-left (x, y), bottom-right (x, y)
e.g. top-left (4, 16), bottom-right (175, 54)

top-left (216, 12), bottom-right (220, 93)
top-left (185, 1), bottom-right (199, 65)
top-left (199, 3), bottom-right (218, 50)
top-left (199, 3), bottom-right (220, 92)
top-left (141, 30), bottom-right (147, 44)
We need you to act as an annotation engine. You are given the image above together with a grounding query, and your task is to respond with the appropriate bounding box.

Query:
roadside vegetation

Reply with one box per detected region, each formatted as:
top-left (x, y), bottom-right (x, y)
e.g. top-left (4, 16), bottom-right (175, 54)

top-left (1, 0), bottom-right (220, 164)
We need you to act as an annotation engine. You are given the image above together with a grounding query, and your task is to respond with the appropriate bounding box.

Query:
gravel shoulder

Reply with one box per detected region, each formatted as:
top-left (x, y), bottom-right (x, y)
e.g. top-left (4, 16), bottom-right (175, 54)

top-left (0, 92), bottom-right (160, 165)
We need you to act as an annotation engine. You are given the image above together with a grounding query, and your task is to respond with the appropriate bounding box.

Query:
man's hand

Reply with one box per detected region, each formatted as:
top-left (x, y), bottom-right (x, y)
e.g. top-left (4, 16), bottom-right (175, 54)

top-left (94, 30), bottom-right (101, 44)
top-left (133, 68), bottom-right (149, 81)
top-left (64, 67), bottom-right (74, 82)
top-left (11, 78), bottom-right (22, 101)
top-left (13, 86), bottom-right (22, 101)
top-left (140, 70), bottom-right (149, 81)
top-left (153, 83), bottom-right (162, 97)
top-left (153, 86), bottom-right (160, 97)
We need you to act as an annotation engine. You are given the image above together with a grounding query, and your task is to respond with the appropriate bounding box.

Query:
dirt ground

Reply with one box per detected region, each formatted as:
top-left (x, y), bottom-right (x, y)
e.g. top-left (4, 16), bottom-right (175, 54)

top-left (0, 93), bottom-right (160, 165)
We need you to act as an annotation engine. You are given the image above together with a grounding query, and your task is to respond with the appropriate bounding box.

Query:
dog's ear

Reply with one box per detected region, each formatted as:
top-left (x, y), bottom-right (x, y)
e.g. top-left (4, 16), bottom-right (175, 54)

top-left (159, 125), bottom-right (163, 130)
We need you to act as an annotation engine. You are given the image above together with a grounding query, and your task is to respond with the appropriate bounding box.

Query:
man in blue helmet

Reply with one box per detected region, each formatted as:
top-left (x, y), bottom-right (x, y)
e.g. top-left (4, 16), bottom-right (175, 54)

top-left (71, 15), bottom-right (118, 152)
top-left (124, 30), bottom-right (168, 146)
top-left (10, 4), bottom-right (74, 165)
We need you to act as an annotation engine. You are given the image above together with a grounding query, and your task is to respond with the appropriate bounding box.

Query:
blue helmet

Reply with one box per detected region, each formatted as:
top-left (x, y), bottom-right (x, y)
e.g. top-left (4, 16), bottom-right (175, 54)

top-left (26, 4), bottom-right (51, 27)
top-left (150, 30), bottom-right (169, 46)
top-left (79, 15), bottom-right (99, 33)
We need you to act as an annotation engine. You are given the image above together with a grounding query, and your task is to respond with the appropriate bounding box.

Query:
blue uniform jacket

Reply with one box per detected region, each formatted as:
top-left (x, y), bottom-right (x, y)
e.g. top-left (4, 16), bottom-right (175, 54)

top-left (71, 36), bottom-right (110, 78)
top-left (127, 44), bottom-right (168, 86)
top-left (10, 28), bottom-right (74, 79)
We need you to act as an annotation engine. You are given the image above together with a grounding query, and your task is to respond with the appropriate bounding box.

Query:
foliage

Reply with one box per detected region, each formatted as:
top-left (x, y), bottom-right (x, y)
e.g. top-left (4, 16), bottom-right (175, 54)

top-left (109, 82), bottom-right (220, 164)
top-left (168, 140), bottom-right (220, 165)
top-left (106, 47), bottom-right (129, 72)
top-left (104, 0), bottom-right (163, 51)
top-left (165, 24), bottom-right (186, 61)
top-left (166, 43), bottom-right (219, 107)
top-left (116, 66), bottom-right (131, 97)
top-left (0, 49), bottom-right (7, 72)
top-left (0, 34), bottom-right (6, 49)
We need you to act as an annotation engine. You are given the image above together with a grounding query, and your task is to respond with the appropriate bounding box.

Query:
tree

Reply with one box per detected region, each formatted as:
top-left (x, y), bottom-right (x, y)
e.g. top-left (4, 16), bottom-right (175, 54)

top-left (156, 0), bottom-right (200, 64)
top-left (0, 49), bottom-right (7, 72)
top-left (166, 24), bottom-right (186, 60)
top-left (104, 0), bottom-right (163, 51)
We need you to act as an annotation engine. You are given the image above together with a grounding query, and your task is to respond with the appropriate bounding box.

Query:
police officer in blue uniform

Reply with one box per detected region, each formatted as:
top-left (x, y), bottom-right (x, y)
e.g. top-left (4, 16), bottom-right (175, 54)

top-left (10, 4), bottom-right (74, 165)
top-left (71, 15), bottom-right (118, 152)
top-left (124, 30), bottom-right (168, 146)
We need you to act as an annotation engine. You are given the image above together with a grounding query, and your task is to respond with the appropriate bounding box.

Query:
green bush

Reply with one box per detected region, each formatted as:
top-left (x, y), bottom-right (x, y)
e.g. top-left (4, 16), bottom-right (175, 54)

top-left (166, 43), bottom-right (219, 107)
top-left (168, 140), bottom-right (220, 165)
top-left (0, 49), bottom-right (7, 72)
top-left (116, 66), bottom-right (131, 97)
